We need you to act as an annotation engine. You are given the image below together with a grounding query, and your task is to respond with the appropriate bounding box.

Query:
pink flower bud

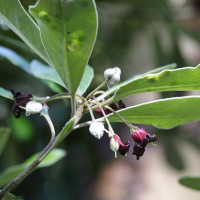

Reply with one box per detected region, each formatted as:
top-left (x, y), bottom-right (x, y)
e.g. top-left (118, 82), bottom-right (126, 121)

top-left (132, 128), bottom-right (150, 143)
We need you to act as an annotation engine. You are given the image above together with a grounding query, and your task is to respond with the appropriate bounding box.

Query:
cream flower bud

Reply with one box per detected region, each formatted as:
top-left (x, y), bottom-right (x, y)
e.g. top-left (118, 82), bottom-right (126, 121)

top-left (25, 101), bottom-right (43, 114)
top-left (110, 136), bottom-right (119, 153)
top-left (89, 122), bottom-right (104, 139)
top-left (104, 67), bottom-right (121, 85)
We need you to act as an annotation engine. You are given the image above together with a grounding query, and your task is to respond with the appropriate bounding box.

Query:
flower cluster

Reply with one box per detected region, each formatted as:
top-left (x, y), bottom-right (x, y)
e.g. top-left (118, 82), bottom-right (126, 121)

top-left (89, 122), bottom-right (157, 159)
top-left (88, 67), bottom-right (157, 159)
top-left (132, 128), bottom-right (157, 160)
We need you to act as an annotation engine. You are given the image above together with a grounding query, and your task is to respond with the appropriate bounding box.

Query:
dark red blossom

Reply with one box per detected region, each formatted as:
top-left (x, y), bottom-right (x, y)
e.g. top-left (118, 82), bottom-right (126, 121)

top-left (132, 128), bottom-right (157, 160)
top-left (113, 134), bottom-right (130, 156)
top-left (11, 89), bottom-right (32, 118)
top-left (95, 100), bottom-right (125, 117)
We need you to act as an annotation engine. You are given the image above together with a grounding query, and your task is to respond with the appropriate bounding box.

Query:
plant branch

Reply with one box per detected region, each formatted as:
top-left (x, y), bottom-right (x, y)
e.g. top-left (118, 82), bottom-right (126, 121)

top-left (86, 81), bottom-right (107, 100)
top-left (0, 102), bottom-right (84, 199)
top-left (0, 113), bottom-right (56, 199)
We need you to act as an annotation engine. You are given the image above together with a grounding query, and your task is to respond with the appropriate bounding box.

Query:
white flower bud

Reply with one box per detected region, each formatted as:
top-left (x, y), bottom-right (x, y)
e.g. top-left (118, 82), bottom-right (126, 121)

top-left (26, 101), bottom-right (43, 114)
top-left (110, 136), bottom-right (119, 152)
top-left (89, 122), bottom-right (104, 139)
top-left (104, 67), bottom-right (121, 85)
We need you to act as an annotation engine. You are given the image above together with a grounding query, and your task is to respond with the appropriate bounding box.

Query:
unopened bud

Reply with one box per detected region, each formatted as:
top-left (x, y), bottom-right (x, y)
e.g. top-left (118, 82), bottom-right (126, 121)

top-left (110, 136), bottom-right (120, 152)
top-left (89, 122), bottom-right (104, 139)
top-left (132, 128), bottom-right (150, 144)
top-left (26, 101), bottom-right (43, 114)
top-left (104, 67), bottom-right (121, 85)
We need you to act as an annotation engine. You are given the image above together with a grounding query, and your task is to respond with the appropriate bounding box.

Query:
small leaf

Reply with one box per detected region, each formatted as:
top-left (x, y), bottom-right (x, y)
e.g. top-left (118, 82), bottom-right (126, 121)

top-left (0, 88), bottom-right (13, 100)
top-left (0, 46), bottom-right (31, 74)
top-left (30, 60), bottom-right (67, 89)
top-left (106, 96), bottom-right (200, 129)
top-left (77, 65), bottom-right (94, 95)
top-left (0, 128), bottom-right (11, 156)
top-left (29, 0), bottom-right (98, 95)
top-left (0, 148), bottom-right (67, 187)
top-left (0, 0), bottom-right (51, 64)
top-left (179, 176), bottom-right (200, 190)
top-left (24, 148), bottom-right (67, 167)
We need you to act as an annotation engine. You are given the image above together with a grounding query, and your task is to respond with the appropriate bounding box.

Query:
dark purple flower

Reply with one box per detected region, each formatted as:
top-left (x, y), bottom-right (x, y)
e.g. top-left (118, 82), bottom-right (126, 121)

top-left (132, 128), bottom-right (157, 160)
top-left (118, 141), bottom-right (130, 156)
top-left (11, 89), bottom-right (33, 118)
top-left (95, 100), bottom-right (125, 117)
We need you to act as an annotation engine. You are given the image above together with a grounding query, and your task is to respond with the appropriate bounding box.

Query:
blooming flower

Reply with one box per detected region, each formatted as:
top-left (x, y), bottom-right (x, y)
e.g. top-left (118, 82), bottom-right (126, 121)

top-left (11, 89), bottom-right (33, 118)
top-left (104, 67), bottom-right (121, 85)
top-left (132, 128), bottom-right (157, 160)
top-left (89, 122), bottom-right (105, 139)
top-left (95, 100), bottom-right (125, 117)
top-left (110, 134), bottom-right (130, 157)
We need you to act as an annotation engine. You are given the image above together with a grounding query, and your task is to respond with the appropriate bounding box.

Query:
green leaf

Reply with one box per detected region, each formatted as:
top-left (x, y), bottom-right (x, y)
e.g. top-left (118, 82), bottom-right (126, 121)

top-left (1, 192), bottom-right (20, 200)
top-left (113, 65), bottom-right (200, 101)
top-left (24, 148), bottom-right (67, 167)
top-left (0, 88), bottom-right (13, 100)
top-left (179, 176), bottom-right (200, 190)
top-left (0, 128), bottom-right (11, 156)
top-left (77, 65), bottom-right (94, 95)
top-left (0, 148), bottom-right (66, 187)
top-left (0, 46), bottom-right (31, 74)
top-left (29, 0), bottom-right (98, 95)
top-left (106, 96), bottom-right (200, 129)
top-left (30, 60), bottom-right (67, 88)
top-left (98, 63), bottom-right (177, 101)
top-left (0, 0), bottom-right (51, 64)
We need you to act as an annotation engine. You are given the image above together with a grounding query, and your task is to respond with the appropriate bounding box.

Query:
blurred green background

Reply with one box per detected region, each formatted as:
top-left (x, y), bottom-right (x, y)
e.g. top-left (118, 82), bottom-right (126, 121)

top-left (1, 0), bottom-right (200, 199)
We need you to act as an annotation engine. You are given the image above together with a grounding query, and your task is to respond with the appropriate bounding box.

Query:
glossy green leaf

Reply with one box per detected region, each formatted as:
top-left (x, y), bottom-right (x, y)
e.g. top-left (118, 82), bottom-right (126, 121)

top-left (114, 65), bottom-right (200, 101)
top-left (0, 128), bottom-right (11, 156)
top-left (0, 0), bottom-right (51, 64)
top-left (30, 60), bottom-right (94, 94)
top-left (179, 176), bottom-right (200, 190)
top-left (77, 65), bottom-right (94, 95)
top-left (0, 148), bottom-right (66, 187)
top-left (0, 46), bottom-right (31, 74)
top-left (24, 148), bottom-right (67, 167)
top-left (0, 88), bottom-right (13, 100)
top-left (106, 96), bottom-right (200, 129)
top-left (30, 60), bottom-right (66, 88)
top-left (97, 63), bottom-right (177, 100)
top-left (1, 192), bottom-right (20, 200)
top-left (29, 0), bottom-right (98, 95)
